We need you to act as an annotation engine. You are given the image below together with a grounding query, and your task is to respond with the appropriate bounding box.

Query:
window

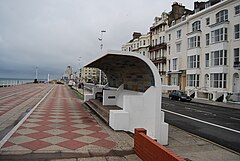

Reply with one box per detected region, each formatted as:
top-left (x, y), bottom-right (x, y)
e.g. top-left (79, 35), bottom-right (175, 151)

top-left (188, 36), bottom-right (200, 48)
top-left (176, 43), bottom-right (181, 52)
top-left (177, 30), bottom-right (181, 39)
top-left (169, 34), bottom-right (171, 41)
top-left (210, 73), bottom-right (227, 88)
top-left (234, 24), bottom-right (240, 39)
top-left (235, 5), bottom-right (240, 15)
top-left (211, 28), bottom-right (227, 43)
top-left (168, 60), bottom-right (171, 71)
top-left (187, 74), bottom-right (199, 87)
top-left (211, 50), bottom-right (227, 66)
top-left (155, 39), bottom-right (157, 45)
top-left (152, 40), bottom-right (154, 46)
top-left (206, 33), bottom-right (210, 45)
top-left (187, 55), bottom-right (200, 69)
top-left (206, 17), bottom-right (210, 25)
top-left (181, 15), bottom-right (186, 21)
top-left (163, 36), bottom-right (165, 43)
top-left (216, 10), bottom-right (228, 23)
top-left (168, 46), bottom-right (171, 55)
top-left (192, 21), bottom-right (201, 32)
top-left (143, 51), bottom-right (145, 56)
top-left (171, 77), bottom-right (177, 85)
top-left (143, 40), bottom-right (146, 45)
top-left (205, 53), bottom-right (209, 67)
top-left (234, 48), bottom-right (239, 63)
top-left (173, 58), bottom-right (177, 70)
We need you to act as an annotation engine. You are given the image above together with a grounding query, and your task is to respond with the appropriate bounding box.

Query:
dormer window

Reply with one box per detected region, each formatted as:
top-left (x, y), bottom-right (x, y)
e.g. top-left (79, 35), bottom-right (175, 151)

top-left (181, 15), bottom-right (186, 21)
top-left (192, 21), bottom-right (201, 32)
top-left (172, 20), bottom-right (176, 26)
top-left (216, 10), bottom-right (228, 23)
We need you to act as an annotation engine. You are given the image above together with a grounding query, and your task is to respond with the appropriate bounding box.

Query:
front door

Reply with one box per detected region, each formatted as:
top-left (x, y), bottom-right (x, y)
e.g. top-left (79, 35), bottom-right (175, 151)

top-left (233, 73), bottom-right (239, 93)
top-left (205, 74), bottom-right (209, 89)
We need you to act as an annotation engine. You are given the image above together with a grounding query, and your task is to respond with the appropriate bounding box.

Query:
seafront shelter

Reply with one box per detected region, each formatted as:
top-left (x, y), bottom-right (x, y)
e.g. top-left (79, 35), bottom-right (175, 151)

top-left (84, 50), bottom-right (169, 145)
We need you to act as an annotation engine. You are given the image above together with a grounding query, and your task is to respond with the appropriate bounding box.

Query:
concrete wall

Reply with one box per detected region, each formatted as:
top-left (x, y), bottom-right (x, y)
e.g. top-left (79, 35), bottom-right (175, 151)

top-left (109, 86), bottom-right (168, 145)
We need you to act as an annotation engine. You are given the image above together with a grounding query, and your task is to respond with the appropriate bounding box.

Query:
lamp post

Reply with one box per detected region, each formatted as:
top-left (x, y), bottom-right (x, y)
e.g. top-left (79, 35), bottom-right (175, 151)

top-left (35, 66), bottom-right (38, 80)
top-left (98, 30), bottom-right (106, 85)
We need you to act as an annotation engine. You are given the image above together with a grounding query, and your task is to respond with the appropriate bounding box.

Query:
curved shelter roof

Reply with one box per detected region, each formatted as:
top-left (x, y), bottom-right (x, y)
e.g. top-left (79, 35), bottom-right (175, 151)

top-left (85, 50), bottom-right (161, 92)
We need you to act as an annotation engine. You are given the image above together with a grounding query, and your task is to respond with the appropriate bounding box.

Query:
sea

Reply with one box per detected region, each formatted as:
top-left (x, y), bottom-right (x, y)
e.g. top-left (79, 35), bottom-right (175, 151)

top-left (0, 78), bottom-right (47, 87)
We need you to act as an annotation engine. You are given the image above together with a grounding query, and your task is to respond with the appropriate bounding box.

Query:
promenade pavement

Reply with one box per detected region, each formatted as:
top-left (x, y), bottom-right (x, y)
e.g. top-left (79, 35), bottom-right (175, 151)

top-left (0, 84), bottom-right (141, 161)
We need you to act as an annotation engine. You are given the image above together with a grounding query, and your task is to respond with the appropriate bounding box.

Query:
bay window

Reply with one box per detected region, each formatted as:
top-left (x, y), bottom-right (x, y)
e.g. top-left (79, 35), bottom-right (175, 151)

top-left (210, 73), bottom-right (227, 88)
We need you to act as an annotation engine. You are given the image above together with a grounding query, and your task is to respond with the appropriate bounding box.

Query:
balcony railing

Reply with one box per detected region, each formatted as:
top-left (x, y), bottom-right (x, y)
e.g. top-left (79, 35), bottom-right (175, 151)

top-left (151, 57), bottom-right (166, 64)
top-left (234, 61), bottom-right (240, 68)
top-left (149, 43), bottom-right (167, 51)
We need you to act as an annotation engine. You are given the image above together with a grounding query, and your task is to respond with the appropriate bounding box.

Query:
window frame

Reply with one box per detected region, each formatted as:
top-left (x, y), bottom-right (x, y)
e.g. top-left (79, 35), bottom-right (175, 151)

top-left (234, 24), bottom-right (240, 39)
top-left (216, 10), bottom-right (228, 23)
top-left (176, 43), bottom-right (181, 53)
top-left (235, 5), bottom-right (240, 15)
top-left (234, 48), bottom-right (239, 63)
top-left (205, 53), bottom-right (209, 67)
top-left (188, 36), bottom-right (201, 49)
top-left (192, 21), bottom-right (201, 32)
top-left (210, 73), bottom-right (227, 88)
top-left (172, 58), bottom-right (177, 70)
top-left (176, 30), bottom-right (182, 39)
top-left (210, 50), bottom-right (227, 66)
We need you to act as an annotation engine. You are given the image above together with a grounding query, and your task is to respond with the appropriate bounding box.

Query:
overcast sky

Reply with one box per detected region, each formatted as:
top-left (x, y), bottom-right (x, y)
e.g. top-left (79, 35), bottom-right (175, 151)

top-left (0, 0), bottom-right (196, 80)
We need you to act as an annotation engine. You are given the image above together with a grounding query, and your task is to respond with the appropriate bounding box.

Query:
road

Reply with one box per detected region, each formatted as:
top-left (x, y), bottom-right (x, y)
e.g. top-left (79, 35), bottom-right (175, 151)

top-left (162, 97), bottom-right (240, 153)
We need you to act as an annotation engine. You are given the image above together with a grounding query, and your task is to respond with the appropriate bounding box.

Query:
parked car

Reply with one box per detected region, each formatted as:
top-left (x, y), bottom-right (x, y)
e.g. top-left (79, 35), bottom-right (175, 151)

top-left (169, 90), bottom-right (192, 102)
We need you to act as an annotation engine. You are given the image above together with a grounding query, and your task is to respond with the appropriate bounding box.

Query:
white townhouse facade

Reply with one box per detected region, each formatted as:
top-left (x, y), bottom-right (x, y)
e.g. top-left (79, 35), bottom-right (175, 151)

top-left (166, 15), bottom-right (189, 91)
top-left (122, 32), bottom-right (150, 58)
top-left (122, 0), bottom-right (240, 101)
top-left (138, 34), bottom-right (151, 57)
top-left (184, 0), bottom-right (240, 101)
top-left (149, 12), bottom-right (168, 85)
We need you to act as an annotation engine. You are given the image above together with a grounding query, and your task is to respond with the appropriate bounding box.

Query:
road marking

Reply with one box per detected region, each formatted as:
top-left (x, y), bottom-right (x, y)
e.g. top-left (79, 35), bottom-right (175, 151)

top-left (162, 109), bottom-right (240, 134)
top-left (230, 117), bottom-right (240, 121)
top-left (0, 86), bottom-right (54, 148)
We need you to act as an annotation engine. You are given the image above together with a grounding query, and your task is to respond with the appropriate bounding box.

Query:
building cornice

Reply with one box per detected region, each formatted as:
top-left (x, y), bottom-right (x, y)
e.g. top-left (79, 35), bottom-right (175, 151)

top-left (187, 0), bottom-right (235, 21)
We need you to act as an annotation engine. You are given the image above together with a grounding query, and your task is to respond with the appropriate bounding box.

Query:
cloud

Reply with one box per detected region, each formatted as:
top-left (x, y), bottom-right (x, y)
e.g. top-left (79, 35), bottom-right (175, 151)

top-left (0, 0), bottom-right (194, 79)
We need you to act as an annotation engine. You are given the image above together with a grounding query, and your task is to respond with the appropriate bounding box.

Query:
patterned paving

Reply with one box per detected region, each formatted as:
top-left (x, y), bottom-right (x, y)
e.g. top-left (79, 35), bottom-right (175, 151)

top-left (0, 85), bottom-right (116, 154)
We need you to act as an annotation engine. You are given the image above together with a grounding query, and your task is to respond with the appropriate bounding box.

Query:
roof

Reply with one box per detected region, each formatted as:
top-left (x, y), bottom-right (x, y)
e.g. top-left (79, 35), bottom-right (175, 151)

top-left (85, 50), bottom-right (161, 92)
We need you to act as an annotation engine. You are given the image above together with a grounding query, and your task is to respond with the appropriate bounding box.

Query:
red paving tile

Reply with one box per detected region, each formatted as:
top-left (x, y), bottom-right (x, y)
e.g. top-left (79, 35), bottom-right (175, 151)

top-left (59, 125), bottom-right (79, 132)
top-left (85, 126), bottom-right (102, 132)
top-left (57, 140), bottom-right (87, 150)
top-left (21, 140), bottom-right (52, 151)
top-left (25, 132), bottom-right (53, 139)
top-left (58, 132), bottom-right (83, 139)
top-left (89, 132), bottom-right (109, 139)
top-left (2, 141), bottom-right (14, 148)
top-left (32, 126), bottom-right (53, 131)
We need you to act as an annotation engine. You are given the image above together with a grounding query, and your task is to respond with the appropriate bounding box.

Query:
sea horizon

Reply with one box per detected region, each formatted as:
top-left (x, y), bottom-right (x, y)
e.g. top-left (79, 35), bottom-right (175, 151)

top-left (0, 77), bottom-right (47, 81)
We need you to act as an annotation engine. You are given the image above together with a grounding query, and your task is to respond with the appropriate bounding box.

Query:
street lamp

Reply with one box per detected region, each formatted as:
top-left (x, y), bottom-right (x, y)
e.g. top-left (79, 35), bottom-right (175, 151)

top-left (35, 66), bottom-right (38, 80)
top-left (98, 30), bottom-right (106, 85)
